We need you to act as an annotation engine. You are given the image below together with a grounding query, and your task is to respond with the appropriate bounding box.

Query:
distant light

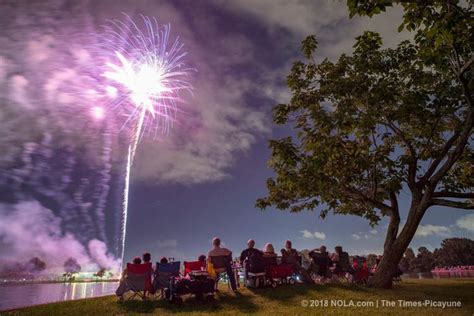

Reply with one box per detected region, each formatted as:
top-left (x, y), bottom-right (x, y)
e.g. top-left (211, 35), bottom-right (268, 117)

top-left (91, 106), bottom-right (105, 120)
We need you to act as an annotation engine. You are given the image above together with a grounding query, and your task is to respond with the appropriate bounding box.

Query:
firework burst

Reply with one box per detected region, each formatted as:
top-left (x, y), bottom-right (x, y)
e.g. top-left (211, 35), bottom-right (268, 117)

top-left (101, 14), bottom-right (193, 160)
top-left (97, 14), bottom-right (193, 266)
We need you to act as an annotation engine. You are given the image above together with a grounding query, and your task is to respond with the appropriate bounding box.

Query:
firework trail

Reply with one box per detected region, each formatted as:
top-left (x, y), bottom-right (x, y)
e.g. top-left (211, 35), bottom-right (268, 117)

top-left (94, 125), bottom-right (112, 244)
top-left (98, 14), bottom-right (193, 267)
top-left (121, 145), bottom-right (132, 267)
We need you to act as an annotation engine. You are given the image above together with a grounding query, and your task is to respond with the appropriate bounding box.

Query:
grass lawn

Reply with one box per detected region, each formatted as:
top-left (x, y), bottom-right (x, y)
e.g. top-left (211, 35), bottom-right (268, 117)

top-left (4, 279), bottom-right (474, 316)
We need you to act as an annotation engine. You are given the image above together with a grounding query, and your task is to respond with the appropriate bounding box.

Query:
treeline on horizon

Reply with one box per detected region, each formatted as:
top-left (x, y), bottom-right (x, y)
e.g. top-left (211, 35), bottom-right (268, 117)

top-left (299, 238), bottom-right (474, 273)
top-left (0, 256), bottom-right (113, 281)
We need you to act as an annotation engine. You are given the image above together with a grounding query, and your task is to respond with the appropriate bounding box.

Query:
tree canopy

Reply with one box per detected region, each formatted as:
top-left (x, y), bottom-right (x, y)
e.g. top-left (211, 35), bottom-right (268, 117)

top-left (256, 0), bottom-right (473, 288)
top-left (257, 0), bottom-right (473, 220)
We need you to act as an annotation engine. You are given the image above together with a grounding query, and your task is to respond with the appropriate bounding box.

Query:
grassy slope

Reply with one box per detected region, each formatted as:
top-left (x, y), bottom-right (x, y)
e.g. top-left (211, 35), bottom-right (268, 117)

top-left (4, 279), bottom-right (474, 316)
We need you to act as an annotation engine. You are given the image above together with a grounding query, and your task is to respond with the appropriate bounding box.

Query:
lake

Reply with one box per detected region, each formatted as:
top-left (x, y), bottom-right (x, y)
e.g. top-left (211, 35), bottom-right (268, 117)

top-left (0, 281), bottom-right (118, 311)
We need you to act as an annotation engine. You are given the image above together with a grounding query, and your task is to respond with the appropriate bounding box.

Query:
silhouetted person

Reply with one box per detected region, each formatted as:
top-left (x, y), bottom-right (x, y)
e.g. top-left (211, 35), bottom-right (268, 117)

top-left (281, 240), bottom-right (312, 283)
top-left (240, 239), bottom-right (263, 263)
top-left (208, 237), bottom-right (237, 291)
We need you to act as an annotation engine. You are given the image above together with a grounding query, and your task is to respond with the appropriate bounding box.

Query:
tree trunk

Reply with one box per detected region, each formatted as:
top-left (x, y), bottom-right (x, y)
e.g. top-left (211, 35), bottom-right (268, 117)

top-left (370, 199), bottom-right (428, 288)
top-left (369, 243), bottom-right (405, 288)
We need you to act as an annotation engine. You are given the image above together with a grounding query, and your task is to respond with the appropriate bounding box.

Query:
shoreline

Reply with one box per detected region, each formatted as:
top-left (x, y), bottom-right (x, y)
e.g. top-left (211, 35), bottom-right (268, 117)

top-left (0, 279), bottom-right (119, 286)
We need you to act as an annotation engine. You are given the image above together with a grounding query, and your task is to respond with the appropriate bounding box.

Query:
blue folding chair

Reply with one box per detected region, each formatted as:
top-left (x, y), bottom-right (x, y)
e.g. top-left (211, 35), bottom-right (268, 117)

top-left (153, 261), bottom-right (180, 299)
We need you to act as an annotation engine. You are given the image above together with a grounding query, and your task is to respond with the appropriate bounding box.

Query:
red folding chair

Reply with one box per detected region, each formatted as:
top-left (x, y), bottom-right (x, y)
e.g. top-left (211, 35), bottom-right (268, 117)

top-left (184, 261), bottom-right (206, 276)
top-left (116, 262), bottom-right (153, 300)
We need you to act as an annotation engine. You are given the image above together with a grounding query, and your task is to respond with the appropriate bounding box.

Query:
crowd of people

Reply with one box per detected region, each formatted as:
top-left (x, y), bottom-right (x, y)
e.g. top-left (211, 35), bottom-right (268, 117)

top-left (118, 237), bottom-right (366, 299)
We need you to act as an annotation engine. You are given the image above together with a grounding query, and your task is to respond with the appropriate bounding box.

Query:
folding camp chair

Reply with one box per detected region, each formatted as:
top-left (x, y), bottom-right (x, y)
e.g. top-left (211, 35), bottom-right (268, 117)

top-left (116, 262), bottom-right (153, 300)
top-left (210, 255), bottom-right (235, 289)
top-left (163, 261), bottom-right (214, 302)
top-left (153, 261), bottom-right (180, 298)
top-left (184, 260), bottom-right (206, 276)
top-left (333, 252), bottom-right (355, 282)
top-left (352, 256), bottom-right (369, 284)
top-left (309, 252), bottom-right (331, 281)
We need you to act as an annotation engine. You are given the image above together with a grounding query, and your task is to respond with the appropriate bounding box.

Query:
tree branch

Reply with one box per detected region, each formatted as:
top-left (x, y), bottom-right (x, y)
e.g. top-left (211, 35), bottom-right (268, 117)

top-left (342, 186), bottom-right (392, 213)
top-left (389, 191), bottom-right (399, 212)
top-left (422, 130), bottom-right (461, 181)
top-left (425, 39), bottom-right (474, 185)
top-left (380, 121), bottom-right (418, 189)
top-left (429, 109), bottom-right (473, 185)
top-left (385, 122), bottom-right (417, 157)
top-left (458, 55), bottom-right (474, 76)
top-left (431, 198), bottom-right (474, 209)
top-left (433, 191), bottom-right (474, 199)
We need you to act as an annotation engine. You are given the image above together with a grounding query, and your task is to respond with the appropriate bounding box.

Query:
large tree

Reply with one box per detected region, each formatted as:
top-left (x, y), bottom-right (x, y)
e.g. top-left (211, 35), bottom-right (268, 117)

top-left (257, 0), bottom-right (473, 288)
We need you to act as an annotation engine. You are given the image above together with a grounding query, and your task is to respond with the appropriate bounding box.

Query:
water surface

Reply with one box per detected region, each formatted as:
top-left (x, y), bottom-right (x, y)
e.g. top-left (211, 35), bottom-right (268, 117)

top-left (0, 281), bottom-right (118, 311)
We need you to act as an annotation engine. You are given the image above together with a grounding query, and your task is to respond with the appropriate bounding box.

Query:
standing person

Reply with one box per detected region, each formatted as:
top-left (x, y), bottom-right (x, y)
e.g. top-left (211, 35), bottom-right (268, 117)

top-left (281, 240), bottom-right (313, 284)
top-left (208, 237), bottom-right (237, 291)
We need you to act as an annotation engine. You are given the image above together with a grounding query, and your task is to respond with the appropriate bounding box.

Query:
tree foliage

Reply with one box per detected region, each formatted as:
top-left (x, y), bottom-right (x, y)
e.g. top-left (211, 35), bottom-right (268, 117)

top-left (433, 237), bottom-right (474, 266)
top-left (257, 0), bottom-right (473, 222)
top-left (399, 238), bottom-right (474, 273)
top-left (64, 257), bottom-right (81, 274)
top-left (27, 257), bottom-right (46, 273)
top-left (257, 0), bottom-right (472, 288)
top-left (399, 248), bottom-right (417, 272)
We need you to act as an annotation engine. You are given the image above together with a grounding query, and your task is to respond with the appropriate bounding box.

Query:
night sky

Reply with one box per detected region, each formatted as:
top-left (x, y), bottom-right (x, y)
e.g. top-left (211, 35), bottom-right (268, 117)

top-left (0, 0), bottom-right (472, 272)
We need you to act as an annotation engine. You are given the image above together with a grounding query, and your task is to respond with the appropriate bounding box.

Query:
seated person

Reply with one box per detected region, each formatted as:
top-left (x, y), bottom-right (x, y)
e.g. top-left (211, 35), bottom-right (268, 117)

top-left (281, 240), bottom-right (300, 265)
top-left (208, 237), bottom-right (237, 291)
top-left (121, 256), bottom-right (142, 279)
top-left (262, 243), bottom-right (278, 266)
top-left (281, 240), bottom-right (313, 283)
top-left (308, 245), bottom-right (331, 278)
top-left (141, 252), bottom-right (154, 296)
top-left (263, 243), bottom-right (277, 257)
top-left (160, 256), bottom-right (168, 264)
top-left (143, 252), bottom-right (153, 268)
top-left (116, 257), bottom-right (144, 299)
top-left (198, 254), bottom-right (207, 269)
top-left (332, 246), bottom-right (354, 275)
top-left (371, 255), bottom-right (382, 274)
top-left (240, 239), bottom-right (263, 263)
top-left (240, 239), bottom-right (264, 274)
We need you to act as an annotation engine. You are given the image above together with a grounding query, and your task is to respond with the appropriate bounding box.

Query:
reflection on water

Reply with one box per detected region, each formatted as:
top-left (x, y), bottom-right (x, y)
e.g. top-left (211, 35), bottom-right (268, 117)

top-left (0, 282), bottom-right (118, 311)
